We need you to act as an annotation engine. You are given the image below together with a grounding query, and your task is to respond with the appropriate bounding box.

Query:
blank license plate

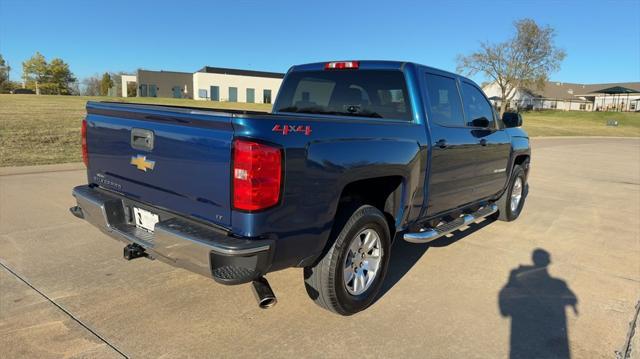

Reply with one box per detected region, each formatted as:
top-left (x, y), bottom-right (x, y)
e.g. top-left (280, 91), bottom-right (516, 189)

top-left (133, 207), bottom-right (159, 233)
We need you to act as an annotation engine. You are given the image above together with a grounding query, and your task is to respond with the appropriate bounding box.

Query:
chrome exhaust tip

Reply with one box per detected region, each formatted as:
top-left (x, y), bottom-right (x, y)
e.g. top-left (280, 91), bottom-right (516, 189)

top-left (252, 276), bottom-right (277, 309)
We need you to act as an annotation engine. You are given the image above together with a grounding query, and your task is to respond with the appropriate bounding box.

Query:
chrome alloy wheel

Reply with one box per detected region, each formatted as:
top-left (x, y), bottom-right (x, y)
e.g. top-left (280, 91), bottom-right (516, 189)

top-left (510, 177), bottom-right (523, 212)
top-left (343, 228), bottom-right (383, 296)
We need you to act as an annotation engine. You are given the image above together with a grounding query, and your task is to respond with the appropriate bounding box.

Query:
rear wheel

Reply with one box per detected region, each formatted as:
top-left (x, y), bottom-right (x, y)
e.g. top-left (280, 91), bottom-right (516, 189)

top-left (496, 164), bottom-right (527, 221)
top-left (303, 205), bottom-right (391, 315)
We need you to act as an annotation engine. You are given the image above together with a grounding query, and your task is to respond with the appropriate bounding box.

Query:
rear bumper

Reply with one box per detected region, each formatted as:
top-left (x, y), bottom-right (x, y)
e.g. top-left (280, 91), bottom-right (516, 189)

top-left (71, 185), bottom-right (273, 285)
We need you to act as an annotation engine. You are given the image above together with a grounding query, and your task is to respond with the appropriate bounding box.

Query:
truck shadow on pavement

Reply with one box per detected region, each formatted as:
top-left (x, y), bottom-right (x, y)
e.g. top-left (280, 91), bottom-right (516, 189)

top-left (379, 216), bottom-right (497, 298)
top-left (499, 249), bottom-right (578, 359)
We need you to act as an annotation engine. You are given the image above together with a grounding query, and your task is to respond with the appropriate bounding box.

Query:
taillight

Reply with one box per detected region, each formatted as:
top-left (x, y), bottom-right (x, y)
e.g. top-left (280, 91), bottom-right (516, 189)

top-left (81, 119), bottom-right (88, 167)
top-left (324, 61), bottom-right (360, 70)
top-left (232, 139), bottom-right (282, 211)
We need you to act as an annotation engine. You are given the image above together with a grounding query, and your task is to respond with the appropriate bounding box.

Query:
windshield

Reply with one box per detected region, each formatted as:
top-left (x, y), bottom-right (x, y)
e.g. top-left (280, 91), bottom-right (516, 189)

top-left (275, 70), bottom-right (412, 121)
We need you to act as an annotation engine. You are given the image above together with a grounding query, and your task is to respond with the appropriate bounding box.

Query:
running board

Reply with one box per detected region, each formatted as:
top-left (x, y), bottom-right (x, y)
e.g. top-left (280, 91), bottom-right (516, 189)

top-left (403, 204), bottom-right (498, 244)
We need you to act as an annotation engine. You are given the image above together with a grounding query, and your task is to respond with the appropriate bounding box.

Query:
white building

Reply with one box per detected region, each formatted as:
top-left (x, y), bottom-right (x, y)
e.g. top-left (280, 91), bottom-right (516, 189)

top-left (120, 75), bottom-right (137, 98)
top-left (192, 67), bottom-right (283, 104)
top-left (483, 81), bottom-right (640, 112)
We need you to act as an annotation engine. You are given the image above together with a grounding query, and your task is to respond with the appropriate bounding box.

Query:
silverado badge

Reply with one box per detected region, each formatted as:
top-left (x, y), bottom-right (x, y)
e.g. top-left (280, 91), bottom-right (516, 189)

top-left (130, 155), bottom-right (155, 172)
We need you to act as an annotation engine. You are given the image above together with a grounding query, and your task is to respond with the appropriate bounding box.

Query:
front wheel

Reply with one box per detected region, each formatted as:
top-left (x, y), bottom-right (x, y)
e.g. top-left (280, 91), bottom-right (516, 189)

top-left (496, 164), bottom-right (527, 221)
top-left (304, 205), bottom-right (391, 315)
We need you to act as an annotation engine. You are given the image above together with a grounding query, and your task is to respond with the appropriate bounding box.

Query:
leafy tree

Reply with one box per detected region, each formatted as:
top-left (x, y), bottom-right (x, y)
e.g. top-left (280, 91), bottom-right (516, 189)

top-left (22, 52), bottom-right (49, 92)
top-left (48, 58), bottom-right (76, 95)
top-left (21, 52), bottom-right (77, 95)
top-left (456, 19), bottom-right (566, 115)
top-left (0, 54), bottom-right (11, 92)
top-left (127, 81), bottom-right (137, 97)
top-left (100, 72), bottom-right (113, 96)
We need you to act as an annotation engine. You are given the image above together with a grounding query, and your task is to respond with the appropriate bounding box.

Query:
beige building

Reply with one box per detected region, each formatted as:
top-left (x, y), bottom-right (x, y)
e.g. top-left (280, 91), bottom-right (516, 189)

top-left (136, 70), bottom-right (193, 99)
top-left (483, 81), bottom-right (640, 112)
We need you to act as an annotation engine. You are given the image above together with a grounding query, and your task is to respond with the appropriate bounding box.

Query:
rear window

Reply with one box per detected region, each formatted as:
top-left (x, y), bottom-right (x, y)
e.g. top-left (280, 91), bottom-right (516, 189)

top-left (275, 70), bottom-right (412, 121)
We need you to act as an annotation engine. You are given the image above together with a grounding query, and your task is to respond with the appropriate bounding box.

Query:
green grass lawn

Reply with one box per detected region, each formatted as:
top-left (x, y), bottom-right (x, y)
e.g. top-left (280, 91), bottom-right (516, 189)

top-left (0, 95), bottom-right (271, 167)
top-left (0, 94), bottom-right (638, 167)
top-left (521, 110), bottom-right (640, 137)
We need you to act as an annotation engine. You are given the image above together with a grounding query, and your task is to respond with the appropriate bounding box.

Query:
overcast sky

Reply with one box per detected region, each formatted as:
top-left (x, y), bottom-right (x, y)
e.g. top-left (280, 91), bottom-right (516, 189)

top-left (1, 0), bottom-right (639, 85)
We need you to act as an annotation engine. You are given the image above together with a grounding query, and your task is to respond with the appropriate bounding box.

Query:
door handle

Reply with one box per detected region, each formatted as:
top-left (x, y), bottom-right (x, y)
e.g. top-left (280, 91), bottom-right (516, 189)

top-left (435, 139), bottom-right (447, 149)
top-left (479, 139), bottom-right (488, 146)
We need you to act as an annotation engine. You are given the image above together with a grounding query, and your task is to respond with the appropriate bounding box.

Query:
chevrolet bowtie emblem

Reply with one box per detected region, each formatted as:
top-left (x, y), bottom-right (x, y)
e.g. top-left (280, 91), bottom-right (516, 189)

top-left (130, 155), bottom-right (155, 172)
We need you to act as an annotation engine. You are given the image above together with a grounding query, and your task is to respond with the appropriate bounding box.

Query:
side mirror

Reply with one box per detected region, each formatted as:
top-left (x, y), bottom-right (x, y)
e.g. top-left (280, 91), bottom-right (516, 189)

top-left (502, 112), bottom-right (523, 128)
top-left (471, 117), bottom-right (490, 128)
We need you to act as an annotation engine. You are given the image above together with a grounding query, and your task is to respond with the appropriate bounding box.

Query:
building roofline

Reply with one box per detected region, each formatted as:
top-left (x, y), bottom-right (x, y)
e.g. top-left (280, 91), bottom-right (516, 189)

top-left (137, 69), bottom-right (193, 75)
top-left (196, 66), bottom-right (285, 79)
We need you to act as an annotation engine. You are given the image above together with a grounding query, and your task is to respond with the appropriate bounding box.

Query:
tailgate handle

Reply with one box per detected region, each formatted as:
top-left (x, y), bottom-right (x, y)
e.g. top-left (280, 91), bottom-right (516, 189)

top-left (131, 128), bottom-right (154, 151)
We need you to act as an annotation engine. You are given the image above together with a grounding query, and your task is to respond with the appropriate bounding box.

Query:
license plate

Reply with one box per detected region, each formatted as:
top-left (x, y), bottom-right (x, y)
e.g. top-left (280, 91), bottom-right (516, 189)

top-left (133, 207), bottom-right (159, 233)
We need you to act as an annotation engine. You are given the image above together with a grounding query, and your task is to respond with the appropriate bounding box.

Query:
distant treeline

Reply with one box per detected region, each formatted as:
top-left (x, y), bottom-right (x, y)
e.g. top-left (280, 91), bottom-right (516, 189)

top-left (0, 52), bottom-right (131, 96)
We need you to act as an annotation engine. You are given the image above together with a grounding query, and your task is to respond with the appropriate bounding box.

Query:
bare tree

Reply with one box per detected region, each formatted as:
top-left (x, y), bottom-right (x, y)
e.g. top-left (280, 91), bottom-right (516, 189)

top-left (82, 75), bottom-right (102, 96)
top-left (457, 19), bottom-right (566, 115)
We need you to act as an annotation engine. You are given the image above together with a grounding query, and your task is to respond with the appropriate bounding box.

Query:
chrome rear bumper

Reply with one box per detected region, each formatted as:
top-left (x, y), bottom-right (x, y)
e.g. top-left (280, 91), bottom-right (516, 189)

top-left (71, 185), bottom-right (273, 284)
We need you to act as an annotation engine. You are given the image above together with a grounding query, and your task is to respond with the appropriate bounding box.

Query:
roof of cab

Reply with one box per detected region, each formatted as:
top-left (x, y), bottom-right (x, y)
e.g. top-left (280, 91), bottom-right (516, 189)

top-left (288, 60), bottom-right (465, 81)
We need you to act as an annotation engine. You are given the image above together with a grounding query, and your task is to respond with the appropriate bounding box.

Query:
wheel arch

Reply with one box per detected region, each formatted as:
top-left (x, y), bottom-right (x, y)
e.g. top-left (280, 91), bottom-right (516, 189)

top-left (335, 175), bottom-right (405, 241)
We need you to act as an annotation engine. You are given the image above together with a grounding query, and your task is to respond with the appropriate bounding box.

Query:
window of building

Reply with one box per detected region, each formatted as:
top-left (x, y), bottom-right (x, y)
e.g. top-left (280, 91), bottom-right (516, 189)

top-left (263, 89), bottom-right (272, 104)
top-left (172, 86), bottom-right (182, 99)
top-left (198, 89), bottom-right (208, 99)
top-left (246, 88), bottom-right (255, 103)
top-left (210, 86), bottom-right (219, 101)
top-left (460, 82), bottom-right (494, 128)
top-left (579, 103), bottom-right (586, 110)
top-left (631, 103), bottom-right (636, 111)
top-left (148, 85), bottom-right (158, 97)
top-left (228, 87), bottom-right (238, 102)
top-left (139, 84), bottom-right (148, 97)
top-left (550, 102), bottom-right (557, 109)
top-left (424, 73), bottom-right (464, 127)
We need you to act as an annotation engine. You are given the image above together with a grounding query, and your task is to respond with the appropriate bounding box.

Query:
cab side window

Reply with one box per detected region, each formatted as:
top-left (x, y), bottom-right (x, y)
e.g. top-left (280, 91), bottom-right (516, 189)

top-left (425, 73), bottom-right (465, 127)
top-left (460, 82), bottom-right (494, 128)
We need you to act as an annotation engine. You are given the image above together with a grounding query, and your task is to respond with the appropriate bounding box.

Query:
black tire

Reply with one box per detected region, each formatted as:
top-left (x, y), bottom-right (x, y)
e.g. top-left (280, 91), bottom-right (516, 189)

top-left (303, 204), bottom-right (391, 315)
top-left (496, 164), bottom-right (527, 222)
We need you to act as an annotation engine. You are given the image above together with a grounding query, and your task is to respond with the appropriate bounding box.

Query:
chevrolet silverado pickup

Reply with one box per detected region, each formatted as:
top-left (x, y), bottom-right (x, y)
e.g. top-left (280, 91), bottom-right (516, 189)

top-left (70, 61), bottom-right (530, 315)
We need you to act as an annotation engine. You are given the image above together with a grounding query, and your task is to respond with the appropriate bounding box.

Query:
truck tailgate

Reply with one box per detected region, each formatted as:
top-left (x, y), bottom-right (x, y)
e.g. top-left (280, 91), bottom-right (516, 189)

top-left (85, 102), bottom-right (234, 227)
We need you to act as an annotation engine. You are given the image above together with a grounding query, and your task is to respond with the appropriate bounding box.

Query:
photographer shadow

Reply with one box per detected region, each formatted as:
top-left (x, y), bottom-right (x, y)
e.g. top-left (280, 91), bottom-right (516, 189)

top-left (499, 249), bottom-right (579, 359)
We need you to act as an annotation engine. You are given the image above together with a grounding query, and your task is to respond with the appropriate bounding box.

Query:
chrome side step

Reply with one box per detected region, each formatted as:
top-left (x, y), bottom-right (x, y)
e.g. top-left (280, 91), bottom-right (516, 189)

top-left (403, 204), bottom-right (498, 244)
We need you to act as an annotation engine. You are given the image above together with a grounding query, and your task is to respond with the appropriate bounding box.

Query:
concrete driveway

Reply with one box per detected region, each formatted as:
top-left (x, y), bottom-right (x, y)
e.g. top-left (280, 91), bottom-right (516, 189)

top-left (1, 137), bottom-right (639, 358)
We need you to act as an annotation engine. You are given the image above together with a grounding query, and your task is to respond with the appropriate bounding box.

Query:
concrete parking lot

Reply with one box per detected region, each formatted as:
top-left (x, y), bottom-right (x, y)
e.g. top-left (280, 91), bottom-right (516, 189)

top-left (1, 137), bottom-right (639, 358)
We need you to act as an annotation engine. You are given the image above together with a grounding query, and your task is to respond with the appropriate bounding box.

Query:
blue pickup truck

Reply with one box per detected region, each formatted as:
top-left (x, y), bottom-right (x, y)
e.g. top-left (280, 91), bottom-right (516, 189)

top-left (70, 61), bottom-right (530, 315)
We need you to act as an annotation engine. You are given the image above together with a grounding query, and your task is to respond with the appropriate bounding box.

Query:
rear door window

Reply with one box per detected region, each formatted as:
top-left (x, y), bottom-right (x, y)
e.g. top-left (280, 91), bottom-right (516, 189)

top-left (424, 73), bottom-right (465, 127)
top-left (275, 70), bottom-right (412, 121)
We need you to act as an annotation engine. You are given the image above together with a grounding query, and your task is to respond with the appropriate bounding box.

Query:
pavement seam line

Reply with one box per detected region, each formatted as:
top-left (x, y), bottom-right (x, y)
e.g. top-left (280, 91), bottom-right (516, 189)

top-left (458, 239), bottom-right (640, 284)
top-left (618, 299), bottom-right (640, 359)
top-left (0, 260), bottom-right (129, 359)
top-left (1, 221), bottom-right (85, 237)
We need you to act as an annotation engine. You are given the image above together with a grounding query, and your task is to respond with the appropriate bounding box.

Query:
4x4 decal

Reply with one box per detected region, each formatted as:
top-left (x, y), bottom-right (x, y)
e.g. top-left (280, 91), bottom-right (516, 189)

top-left (272, 124), bottom-right (312, 136)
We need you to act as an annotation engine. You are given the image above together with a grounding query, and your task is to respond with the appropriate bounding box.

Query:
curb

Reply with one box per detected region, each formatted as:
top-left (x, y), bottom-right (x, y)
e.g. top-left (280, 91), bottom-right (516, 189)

top-left (0, 137), bottom-right (638, 176)
top-left (0, 162), bottom-right (85, 176)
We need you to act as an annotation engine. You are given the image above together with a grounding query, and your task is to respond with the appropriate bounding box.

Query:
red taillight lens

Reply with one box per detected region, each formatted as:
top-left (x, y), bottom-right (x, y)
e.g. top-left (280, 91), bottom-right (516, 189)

top-left (232, 139), bottom-right (282, 211)
top-left (325, 61), bottom-right (360, 70)
top-left (81, 119), bottom-right (88, 167)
